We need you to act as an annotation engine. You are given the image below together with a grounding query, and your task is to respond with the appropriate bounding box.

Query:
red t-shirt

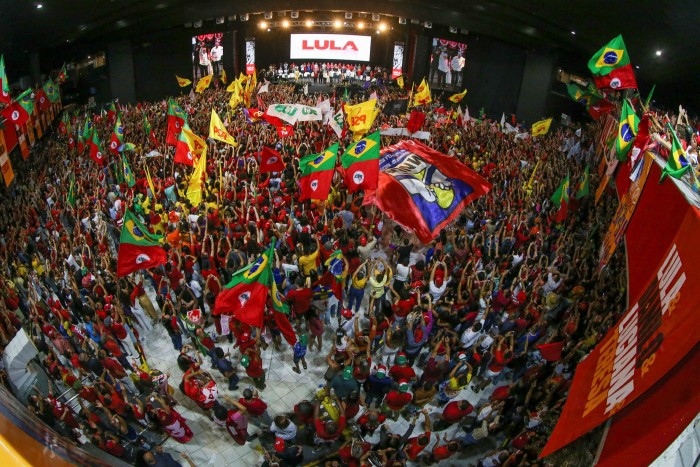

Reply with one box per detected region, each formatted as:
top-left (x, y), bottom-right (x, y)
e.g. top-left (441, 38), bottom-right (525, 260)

top-left (239, 397), bottom-right (267, 417)
top-left (385, 391), bottom-right (412, 411)
top-left (389, 365), bottom-right (416, 382)
top-left (286, 288), bottom-right (313, 315)
top-left (245, 355), bottom-right (264, 378)
top-left (432, 444), bottom-right (456, 461)
top-left (488, 350), bottom-right (510, 373)
top-left (405, 433), bottom-right (431, 460)
top-left (442, 401), bottom-right (473, 423)
top-left (315, 415), bottom-right (346, 441)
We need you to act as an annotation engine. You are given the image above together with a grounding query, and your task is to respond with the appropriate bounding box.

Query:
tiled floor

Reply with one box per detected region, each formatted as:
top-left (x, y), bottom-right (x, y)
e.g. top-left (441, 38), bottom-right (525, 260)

top-left (138, 284), bottom-right (496, 466)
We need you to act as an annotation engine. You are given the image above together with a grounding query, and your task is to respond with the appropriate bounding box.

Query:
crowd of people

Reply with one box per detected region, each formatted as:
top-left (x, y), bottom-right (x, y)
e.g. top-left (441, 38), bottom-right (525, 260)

top-left (268, 62), bottom-right (390, 85)
top-left (0, 69), bottom-right (664, 467)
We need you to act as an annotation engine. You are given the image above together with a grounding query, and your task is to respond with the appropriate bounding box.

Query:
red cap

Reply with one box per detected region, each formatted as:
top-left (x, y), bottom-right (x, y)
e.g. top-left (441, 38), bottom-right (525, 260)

top-left (241, 332), bottom-right (250, 342)
top-left (360, 236), bottom-right (367, 246)
top-left (274, 438), bottom-right (285, 452)
top-left (341, 308), bottom-right (353, 319)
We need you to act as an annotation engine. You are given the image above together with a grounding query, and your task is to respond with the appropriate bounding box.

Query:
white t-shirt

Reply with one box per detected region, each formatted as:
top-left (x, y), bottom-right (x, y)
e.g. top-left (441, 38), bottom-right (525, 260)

top-left (271, 420), bottom-right (297, 440)
top-left (429, 279), bottom-right (448, 301)
top-left (460, 327), bottom-right (482, 348)
top-left (395, 263), bottom-right (410, 282)
top-left (210, 45), bottom-right (223, 62)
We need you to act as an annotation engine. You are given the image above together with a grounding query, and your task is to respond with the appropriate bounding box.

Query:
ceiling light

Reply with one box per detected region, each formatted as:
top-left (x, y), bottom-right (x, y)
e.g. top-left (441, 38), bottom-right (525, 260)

top-left (571, 31), bottom-right (576, 35)
top-left (334, 20), bottom-right (342, 28)
top-left (36, 3), bottom-right (43, 9)
top-left (378, 22), bottom-right (387, 31)
top-left (357, 21), bottom-right (364, 29)
top-left (259, 21), bottom-right (267, 29)
top-left (635, 65), bottom-right (640, 69)
top-left (306, 20), bottom-right (313, 27)
top-left (282, 20), bottom-right (289, 28)
top-left (655, 50), bottom-right (662, 56)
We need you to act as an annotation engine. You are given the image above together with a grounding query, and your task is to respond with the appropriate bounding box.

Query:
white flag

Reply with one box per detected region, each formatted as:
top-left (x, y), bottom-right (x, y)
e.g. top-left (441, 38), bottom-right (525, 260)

top-left (329, 109), bottom-right (344, 138)
top-left (257, 80), bottom-right (270, 94)
top-left (266, 104), bottom-right (299, 125)
top-left (303, 83), bottom-right (309, 95)
top-left (295, 104), bottom-right (322, 122)
top-left (500, 113), bottom-right (506, 128)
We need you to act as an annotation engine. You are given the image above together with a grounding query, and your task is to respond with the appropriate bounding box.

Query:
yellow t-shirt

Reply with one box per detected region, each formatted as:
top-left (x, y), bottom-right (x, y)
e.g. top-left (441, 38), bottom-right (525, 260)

top-left (352, 275), bottom-right (367, 290)
top-left (298, 250), bottom-right (319, 275)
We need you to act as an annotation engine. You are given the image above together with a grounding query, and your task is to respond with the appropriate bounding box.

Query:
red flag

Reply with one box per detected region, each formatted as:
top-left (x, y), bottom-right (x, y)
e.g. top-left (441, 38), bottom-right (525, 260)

top-left (116, 242), bottom-right (167, 276)
top-left (263, 110), bottom-right (284, 127)
top-left (68, 135), bottom-right (75, 151)
top-left (553, 202), bottom-right (568, 223)
top-left (259, 146), bottom-right (285, 173)
top-left (276, 125), bottom-right (293, 138)
top-left (1, 102), bottom-right (29, 128)
top-left (35, 89), bottom-right (50, 111)
top-left (58, 120), bottom-right (66, 134)
top-left (535, 342), bottom-right (564, 362)
top-left (406, 110), bottom-right (425, 134)
top-left (273, 309), bottom-right (297, 345)
top-left (587, 99), bottom-right (614, 120)
top-left (630, 114), bottom-right (650, 166)
top-left (3, 121), bottom-right (18, 153)
top-left (365, 140), bottom-right (491, 243)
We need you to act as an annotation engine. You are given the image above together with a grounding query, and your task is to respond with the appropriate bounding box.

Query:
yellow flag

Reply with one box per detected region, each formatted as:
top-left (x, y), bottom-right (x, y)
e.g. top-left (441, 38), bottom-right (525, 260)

top-left (176, 75), bottom-right (192, 87)
top-left (238, 72), bottom-right (247, 84)
top-left (345, 99), bottom-right (378, 139)
top-left (229, 82), bottom-right (243, 109)
top-left (396, 76), bottom-right (404, 89)
top-left (250, 70), bottom-right (257, 90)
top-left (226, 79), bottom-right (237, 92)
top-left (145, 165), bottom-right (157, 199)
top-left (186, 147), bottom-right (207, 206)
top-left (209, 109), bottom-right (238, 147)
top-left (195, 74), bottom-right (213, 94)
top-left (531, 117), bottom-right (553, 136)
top-left (181, 125), bottom-right (207, 158)
top-left (413, 78), bottom-right (432, 106)
top-left (448, 89), bottom-right (468, 103)
top-left (220, 70), bottom-right (227, 84)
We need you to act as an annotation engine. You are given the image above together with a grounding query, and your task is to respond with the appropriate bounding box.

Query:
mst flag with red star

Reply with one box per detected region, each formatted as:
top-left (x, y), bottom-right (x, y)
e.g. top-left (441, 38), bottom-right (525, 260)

top-left (212, 241), bottom-right (275, 329)
top-left (109, 114), bottom-right (124, 155)
top-left (259, 146), bottom-right (285, 173)
top-left (166, 98), bottom-right (187, 146)
top-left (117, 210), bottom-right (167, 276)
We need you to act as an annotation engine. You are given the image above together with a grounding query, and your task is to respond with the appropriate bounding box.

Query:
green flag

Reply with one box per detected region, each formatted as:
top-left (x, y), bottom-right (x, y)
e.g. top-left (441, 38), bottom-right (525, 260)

top-left (550, 174), bottom-right (570, 208)
top-left (615, 100), bottom-right (639, 161)
top-left (575, 166), bottom-right (590, 199)
top-left (67, 174), bottom-right (76, 208)
top-left (43, 78), bottom-right (61, 102)
top-left (660, 124), bottom-right (691, 181)
top-left (122, 153), bottom-right (136, 188)
top-left (17, 89), bottom-right (34, 116)
top-left (0, 55), bottom-right (9, 103)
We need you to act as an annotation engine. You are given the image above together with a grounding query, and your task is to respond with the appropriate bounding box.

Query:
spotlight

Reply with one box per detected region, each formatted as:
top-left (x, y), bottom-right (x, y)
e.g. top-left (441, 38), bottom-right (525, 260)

top-left (290, 11), bottom-right (299, 19)
top-left (399, 17), bottom-right (407, 25)
top-left (264, 12), bottom-right (272, 20)
top-left (378, 22), bottom-right (387, 31)
top-left (193, 20), bottom-right (202, 28)
top-left (240, 14), bottom-right (249, 21)
top-left (571, 31), bottom-right (576, 35)
top-left (259, 21), bottom-right (267, 29)
top-left (216, 17), bottom-right (225, 24)
top-left (282, 19), bottom-right (290, 28)
top-left (334, 20), bottom-right (342, 28)
top-left (372, 13), bottom-right (380, 21)
top-left (306, 20), bottom-right (314, 27)
top-left (424, 22), bottom-right (433, 29)
top-left (357, 21), bottom-right (364, 29)
top-left (655, 50), bottom-right (662, 56)
top-left (449, 26), bottom-right (457, 33)
top-left (37, 3), bottom-right (43, 9)
top-left (345, 12), bottom-right (353, 19)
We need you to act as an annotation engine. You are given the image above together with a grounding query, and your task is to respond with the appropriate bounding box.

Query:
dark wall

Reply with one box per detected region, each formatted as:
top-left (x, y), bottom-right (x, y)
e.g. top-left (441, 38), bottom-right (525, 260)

top-left (132, 29), bottom-right (193, 102)
top-left (107, 40), bottom-right (136, 104)
top-left (461, 36), bottom-right (526, 120)
top-left (516, 52), bottom-right (556, 125)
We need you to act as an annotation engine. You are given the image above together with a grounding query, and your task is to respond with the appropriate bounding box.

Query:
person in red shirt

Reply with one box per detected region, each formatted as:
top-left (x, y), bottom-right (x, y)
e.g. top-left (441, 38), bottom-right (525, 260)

top-left (241, 349), bottom-right (266, 390)
top-left (182, 367), bottom-right (219, 411)
top-left (286, 277), bottom-right (313, 321)
top-left (383, 379), bottom-right (413, 419)
top-left (388, 353), bottom-right (416, 383)
top-left (357, 408), bottom-right (386, 437)
top-left (476, 333), bottom-right (514, 391)
top-left (402, 410), bottom-right (432, 460)
top-left (239, 388), bottom-right (272, 426)
top-left (434, 399), bottom-right (474, 431)
top-left (428, 435), bottom-right (460, 462)
top-left (313, 395), bottom-right (346, 447)
top-left (338, 439), bottom-right (371, 467)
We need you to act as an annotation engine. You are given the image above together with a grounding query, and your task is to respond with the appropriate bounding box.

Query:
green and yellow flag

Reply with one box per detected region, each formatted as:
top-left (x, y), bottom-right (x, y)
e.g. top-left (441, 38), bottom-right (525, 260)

top-left (660, 124), bottom-right (691, 181)
top-left (615, 100), bottom-right (639, 161)
top-left (551, 174), bottom-right (570, 208)
top-left (575, 166), bottom-right (590, 199)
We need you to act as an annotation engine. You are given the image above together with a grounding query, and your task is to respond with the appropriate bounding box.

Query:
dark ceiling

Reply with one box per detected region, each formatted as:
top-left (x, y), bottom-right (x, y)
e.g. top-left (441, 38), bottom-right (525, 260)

top-left (2, 0), bottom-right (699, 111)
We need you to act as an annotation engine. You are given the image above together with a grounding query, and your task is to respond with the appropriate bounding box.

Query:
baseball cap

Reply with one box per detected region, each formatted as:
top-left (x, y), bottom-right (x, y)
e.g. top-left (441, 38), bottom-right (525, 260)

top-left (299, 334), bottom-right (308, 346)
top-left (342, 366), bottom-right (353, 380)
top-left (376, 365), bottom-right (387, 378)
top-left (457, 351), bottom-right (467, 361)
top-left (240, 355), bottom-right (250, 368)
top-left (240, 332), bottom-right (250, 342)
top-left (396, 352), bottom-right (407, 365)
top-left (274, 438), bottom-right (285, 452)
top-left (341, 308), bottom-right (353, 319)
top-left (398, 380), bottom-right (410, 392)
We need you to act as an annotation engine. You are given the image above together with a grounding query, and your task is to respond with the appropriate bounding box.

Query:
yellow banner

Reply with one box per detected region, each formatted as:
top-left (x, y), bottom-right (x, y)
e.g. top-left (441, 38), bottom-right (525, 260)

top-left (209, 109), bottom-right (238, 147)
top-left (176, 75), bottom-right (192, 87)
top-left (345, 98), bottom-right (378, 138)
top-left (413, 78), bottom-right (432, 106)
top-left (448, 89), bottom-right (467, 103)
top-left (186, 149), bottom-right (207, 206)
top-left (195, 74), bottom-right (213, 93)
top-left (531, 117), bottom-right (552, 136)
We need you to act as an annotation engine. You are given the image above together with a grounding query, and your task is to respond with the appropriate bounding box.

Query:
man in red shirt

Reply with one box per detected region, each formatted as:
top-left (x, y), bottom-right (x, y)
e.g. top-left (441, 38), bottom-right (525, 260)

top-left (389, 353), bottom-right (416, 383)
top-left (428, 435), bottom-right (460, 463)
top-left (476, 333), bottom-right (514, 391)
top-left (182, 367), bottom-right (219, 411)
top-left (239, 388), bottom-right (272, 426)
top-left (313, 395), bottom-right (346, 449)
top-left (434, 399), bottom-right (474, 431)
top-left (383, 379), bottom-right (413, 419)
top-left (285, 277), bottom-right (313, 320)
top-left (241, 349), bottom-right (266, 390)
top-left (357, 408), bottom-right (386, 437)
top-left (403, 410), bottom-right (432, 460)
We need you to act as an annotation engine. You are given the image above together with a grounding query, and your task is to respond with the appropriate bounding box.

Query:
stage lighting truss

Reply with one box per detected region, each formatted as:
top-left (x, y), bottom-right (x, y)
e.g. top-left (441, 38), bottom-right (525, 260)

top-left (259, 20), bottom-right (387, 31)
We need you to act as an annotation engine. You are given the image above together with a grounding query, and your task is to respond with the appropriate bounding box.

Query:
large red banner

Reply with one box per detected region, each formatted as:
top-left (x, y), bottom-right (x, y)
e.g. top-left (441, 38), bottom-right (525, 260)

top-left (541, 207), bottom-right (700, 457)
